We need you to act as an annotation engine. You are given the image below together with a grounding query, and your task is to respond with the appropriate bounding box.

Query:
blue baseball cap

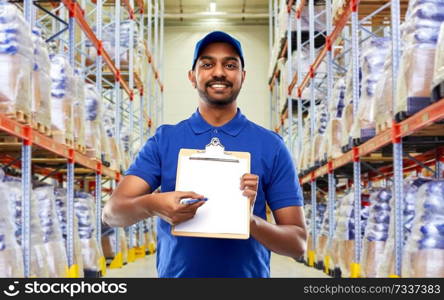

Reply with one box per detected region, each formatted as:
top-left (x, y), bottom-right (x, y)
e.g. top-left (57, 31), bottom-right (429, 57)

top-left (192, 31), bottom-right (244, 70)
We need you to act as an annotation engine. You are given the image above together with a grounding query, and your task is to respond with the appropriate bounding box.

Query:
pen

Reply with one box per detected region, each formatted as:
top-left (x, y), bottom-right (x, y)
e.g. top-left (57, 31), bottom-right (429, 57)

top-left (180, 197), bottom-right (208, 205)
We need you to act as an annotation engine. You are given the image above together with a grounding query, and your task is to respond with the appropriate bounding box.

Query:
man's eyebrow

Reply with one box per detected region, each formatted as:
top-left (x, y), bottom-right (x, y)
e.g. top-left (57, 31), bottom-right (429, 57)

top-left (224, 56), bottom-right (240, 62)
top-left (199, 55), bottom-right (214, 60)
top-left (198, 55), bottom-right (240, 62)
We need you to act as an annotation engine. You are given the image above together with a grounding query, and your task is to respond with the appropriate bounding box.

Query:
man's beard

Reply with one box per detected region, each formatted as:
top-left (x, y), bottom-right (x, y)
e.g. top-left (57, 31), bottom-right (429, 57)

top-left (197, 79), bottom-right (241, 107)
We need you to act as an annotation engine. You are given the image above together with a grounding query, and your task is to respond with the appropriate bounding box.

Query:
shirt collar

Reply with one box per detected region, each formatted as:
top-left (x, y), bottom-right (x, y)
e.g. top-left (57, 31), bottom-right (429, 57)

top-left (188, 108), bottom-right (248, 137)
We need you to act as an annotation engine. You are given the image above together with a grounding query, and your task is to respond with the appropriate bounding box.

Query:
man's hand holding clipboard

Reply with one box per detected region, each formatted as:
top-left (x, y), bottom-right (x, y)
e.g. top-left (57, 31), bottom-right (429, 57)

top-left (150, 191), bottom-right (207, 226)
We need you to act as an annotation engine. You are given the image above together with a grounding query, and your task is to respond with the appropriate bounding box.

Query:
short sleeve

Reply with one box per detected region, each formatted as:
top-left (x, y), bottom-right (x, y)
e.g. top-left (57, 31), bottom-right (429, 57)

top-left (265, 139), bottom-right (303, 211)
top-left (125, 128), bottom-right (162, 191)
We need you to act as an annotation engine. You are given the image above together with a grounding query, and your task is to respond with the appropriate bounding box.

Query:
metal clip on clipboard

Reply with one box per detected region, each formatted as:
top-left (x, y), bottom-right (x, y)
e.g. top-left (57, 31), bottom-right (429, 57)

top-left (189, 137), bottom-right (239, 163)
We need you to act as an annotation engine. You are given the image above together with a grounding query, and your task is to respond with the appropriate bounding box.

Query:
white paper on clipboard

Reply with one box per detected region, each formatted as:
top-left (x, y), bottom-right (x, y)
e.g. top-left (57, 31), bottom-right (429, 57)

top-left (172, 137), bottom-right (251, 239)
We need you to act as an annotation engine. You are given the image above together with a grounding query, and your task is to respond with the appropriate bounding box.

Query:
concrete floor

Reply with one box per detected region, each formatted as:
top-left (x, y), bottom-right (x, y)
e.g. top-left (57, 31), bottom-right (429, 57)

top-left (104, 253), bottom-right (329, 278)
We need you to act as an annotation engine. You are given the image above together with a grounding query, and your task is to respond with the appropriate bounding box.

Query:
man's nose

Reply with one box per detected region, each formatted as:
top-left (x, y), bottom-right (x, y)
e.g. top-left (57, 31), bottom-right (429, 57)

top-left (211, 62), bottom-right (226, 78)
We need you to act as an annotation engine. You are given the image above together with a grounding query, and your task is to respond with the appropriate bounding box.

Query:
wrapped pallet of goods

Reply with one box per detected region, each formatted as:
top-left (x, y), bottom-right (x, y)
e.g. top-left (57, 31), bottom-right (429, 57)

top-left (361, 188), bottom-right (392, 277)
top-left (327, 77), bottom-right (346, 159)
top-left (316, 201), bottom-right (336, 270)
top-left (372, 54), bottom-right (394, 133)
top-left (0, 1), bottom-right (32, 122)
top-left (100, 223), bottom-right (116, 263)
top-left (402, 180), bottom-right (444, 277)
top-left (103, 102), bottom-right (122, 171)
top-left (333, 191), bottom-right (355, 277)
top-left (50, 54), bottom-right (74, 146)
top-left (395, 0), bottom-right (444, 119)
top-left (120, 127), bottom-right (132, 170)
top-left (74, 191), bottom-right (104, 277)
top-left (352, 37), bottom-right (390, 144)
top-left (326, 196), bottom-right (344, 276)
top-left (311, 101), bottom-right (329, 166)
top-left (84, 84), bottom-right (102, 160)
top-left (73, 71), bottom-right (86, 153)
top-left (4, 175), bottom-right (49, 277)
top-left (304, 201), bottom-right (326, 265)
top-left (54, 188), bottom-right (85, 277)
top-left (377, 176), bottom-right (431, 277)
top-left (298, 114), bottom-right (312, 172)
top-left (34, 184), bottom-right (69, 277)
top-left (87, 21), bottom-right (139, 70)
top-left (432, 23), bottom-right (444, 101)
top-left (340, 69), bottom-right (356, 153)
top-left (0, 170), bottom-right (24, 277)
top-left (31, 27), bottom-right (51, 135)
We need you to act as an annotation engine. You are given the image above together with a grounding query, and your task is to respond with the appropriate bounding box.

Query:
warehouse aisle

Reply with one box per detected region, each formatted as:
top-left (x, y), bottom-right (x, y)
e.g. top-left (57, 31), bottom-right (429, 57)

top-left (104, 253), bottom-right (329, 278)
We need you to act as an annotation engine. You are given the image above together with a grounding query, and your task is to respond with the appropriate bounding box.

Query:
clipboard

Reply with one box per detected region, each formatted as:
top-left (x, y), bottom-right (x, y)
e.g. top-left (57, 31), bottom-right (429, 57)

top-left (172, 137), bottom-right (251, 239)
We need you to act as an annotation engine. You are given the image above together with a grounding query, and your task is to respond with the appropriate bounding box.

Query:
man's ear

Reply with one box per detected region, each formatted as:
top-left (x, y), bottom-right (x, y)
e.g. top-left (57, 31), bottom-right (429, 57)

top-left (188, 70), bottom-right (197, 88)
top-left (241, 70), bottom-right (246, 84)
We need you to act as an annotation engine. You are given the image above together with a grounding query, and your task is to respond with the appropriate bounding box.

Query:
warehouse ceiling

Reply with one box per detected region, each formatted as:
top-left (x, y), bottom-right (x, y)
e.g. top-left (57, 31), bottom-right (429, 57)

top-left (164, 0), bottom-right (270, 26)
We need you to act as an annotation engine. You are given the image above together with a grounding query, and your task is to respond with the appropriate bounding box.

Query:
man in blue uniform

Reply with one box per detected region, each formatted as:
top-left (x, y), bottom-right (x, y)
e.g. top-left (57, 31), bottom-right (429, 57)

top-left (103, 31), bottom-right (307, 278)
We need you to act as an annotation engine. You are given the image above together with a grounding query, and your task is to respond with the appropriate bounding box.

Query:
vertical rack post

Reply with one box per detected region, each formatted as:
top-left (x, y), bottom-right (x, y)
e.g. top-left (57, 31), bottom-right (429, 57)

top-left (67, 3), bottom-right (77, 277)
top-left (308, 0), bottom-right (317, 267)
top-left (160, 0), bottom-right (164, 125)
top-left (286, 4), bottom-right (293, 155)
top-left (154, 0), bottom-right (159, 127)
top-left (296, 0), bottom-right (302, 166)
top-left (114, 0), bottom-right (122, 144)
top-left (127, 0), bottom-right (136, 258)
top-left (67, 153), bottom-right (76, 276)
top-left (391, 0), bottom-right (403, 277)
top-left (24, 0), bottom-right (32, 23)
top-left (22, 0), bottom-right (34, 279)
top-left (111, 0), bottom-right (122, 268)
top-left (325, 0), bottom-right (334, 274)
top-left (327, 168), bottom-right (335, 273)
top-left (21, 131), bottom-right (32, 277)
top-left (350, 0), bottom-right (362, 278)
top-left (95, 171), bottom-right (102, 248)
top-left (269, 0), bottom-right (273, 129)
top-left (147, 0), bottom-right (153, 135)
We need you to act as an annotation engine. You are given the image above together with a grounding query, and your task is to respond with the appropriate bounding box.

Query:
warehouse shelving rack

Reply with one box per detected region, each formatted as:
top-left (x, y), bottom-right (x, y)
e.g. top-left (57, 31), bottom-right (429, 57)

top-left (269, 0), bottom-right (444, 277)
top-left (1, 0), bottom-right (164, 277)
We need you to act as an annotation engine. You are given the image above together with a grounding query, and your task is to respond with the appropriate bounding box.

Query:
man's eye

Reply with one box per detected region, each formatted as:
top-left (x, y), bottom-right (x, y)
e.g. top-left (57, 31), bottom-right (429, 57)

top-left (202, 63), bottom-right (212, 68)
top-left (226, 64), bottom-right (238, 69)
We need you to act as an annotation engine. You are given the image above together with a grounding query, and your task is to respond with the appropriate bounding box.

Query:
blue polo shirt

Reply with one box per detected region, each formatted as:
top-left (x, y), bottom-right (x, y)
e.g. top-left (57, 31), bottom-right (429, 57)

top-left (125, 108), bottom-right (303, 278)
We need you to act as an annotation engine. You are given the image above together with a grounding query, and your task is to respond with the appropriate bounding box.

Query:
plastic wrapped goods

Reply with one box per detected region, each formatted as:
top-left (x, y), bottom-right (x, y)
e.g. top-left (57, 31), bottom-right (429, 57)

top-left (31, 27), bottom-right (51, 131)
top-left (311, 102), bottom-right (329, 164)
top-left (54, 188), bottom-right (84, 277)
top-left (0, 170), bottom-right (24, 277)
top-left (73, 72), bottom-right (85, 148)
top-left (402, 180), bottom-right (444, 277)
top-left (432, 23), bottom-right (444, 100)
top-left (0, 2), bottom-right (33, 117)
top-left (377, 177), bottom-right (432, 277)
top-left (316, 202), bottom-right (336, 265)
top-left (3, 175), bottom-right (49, 277)
top-left (372, 56), bottom-right (393, 132)
top-left (353, 38), bottom-right (390, 139)
top-left (84, 84), bottom-right (102, 159)
top-left (395, 0), bottom-right (444, 115)
top-left (74, 191), bottom-right (103, 274)
top-left (87, 21), bottom-right (140, 68)
top-left (334, 191), bottom-right (355, 277)
top-left (361, 188), bottom-right (392, 278)
top-left (50, 54), bottom-right (74, 142)
top-left (103, 102), bottom-right (122, 170)
top-left (120, 127), bottom-right (131, 170)
top-left (34, 185), bottom-right (68, 277)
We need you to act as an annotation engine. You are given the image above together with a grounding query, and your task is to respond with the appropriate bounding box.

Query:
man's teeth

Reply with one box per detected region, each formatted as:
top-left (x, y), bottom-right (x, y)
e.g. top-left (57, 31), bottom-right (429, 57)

top-left (210, 84), bottom-right (228, 88)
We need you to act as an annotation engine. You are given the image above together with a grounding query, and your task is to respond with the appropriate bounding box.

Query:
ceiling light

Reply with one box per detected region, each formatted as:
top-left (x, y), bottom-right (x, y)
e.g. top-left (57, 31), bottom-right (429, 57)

top-left (209, 1), bottom-right (216, 13)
